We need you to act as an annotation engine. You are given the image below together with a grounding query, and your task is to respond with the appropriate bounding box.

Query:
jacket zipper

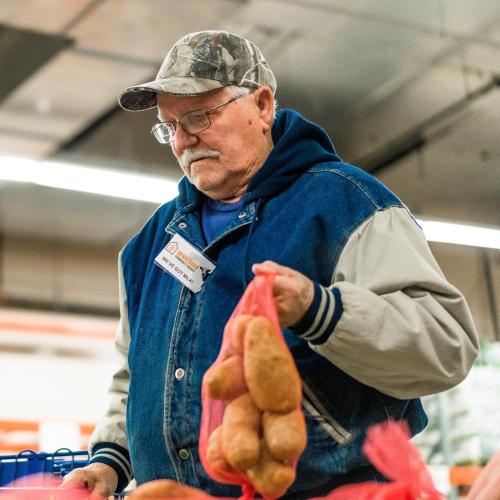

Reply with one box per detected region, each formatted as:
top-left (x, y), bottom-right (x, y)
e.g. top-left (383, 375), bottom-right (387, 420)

top-left (302, 381), bottom-right (352, 446)
top-left (203, 219), bottom-right (253, 253)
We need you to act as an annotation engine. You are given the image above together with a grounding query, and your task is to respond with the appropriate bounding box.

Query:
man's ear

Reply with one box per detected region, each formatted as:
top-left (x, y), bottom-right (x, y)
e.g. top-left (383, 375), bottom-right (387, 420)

top-left (253, 86), bottom-right (275, 132)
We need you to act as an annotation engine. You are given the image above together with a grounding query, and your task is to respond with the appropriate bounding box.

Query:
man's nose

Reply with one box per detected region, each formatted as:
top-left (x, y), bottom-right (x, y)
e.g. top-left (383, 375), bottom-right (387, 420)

top-left (173, 124), bottom-right (199, 150)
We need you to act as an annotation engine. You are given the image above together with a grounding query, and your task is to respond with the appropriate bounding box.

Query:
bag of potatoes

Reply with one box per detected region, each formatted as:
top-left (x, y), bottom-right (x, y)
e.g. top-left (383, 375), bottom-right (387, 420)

top-left (199, 273), bottom-right (307, 499)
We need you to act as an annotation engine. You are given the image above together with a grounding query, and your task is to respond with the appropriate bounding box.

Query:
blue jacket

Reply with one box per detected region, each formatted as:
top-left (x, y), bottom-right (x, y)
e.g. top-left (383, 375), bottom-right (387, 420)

top-left (89, 109), bottom-right (478, 497)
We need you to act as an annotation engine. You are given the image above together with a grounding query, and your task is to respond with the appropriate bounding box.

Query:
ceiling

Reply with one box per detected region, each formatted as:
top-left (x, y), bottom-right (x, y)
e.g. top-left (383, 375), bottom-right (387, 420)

top-left (0, 0), bottom-right (499, 247)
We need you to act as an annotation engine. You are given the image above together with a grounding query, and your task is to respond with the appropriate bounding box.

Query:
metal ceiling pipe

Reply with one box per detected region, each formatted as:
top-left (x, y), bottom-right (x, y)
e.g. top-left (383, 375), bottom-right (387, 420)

top-left (356, 75), bottom-right (500, 174)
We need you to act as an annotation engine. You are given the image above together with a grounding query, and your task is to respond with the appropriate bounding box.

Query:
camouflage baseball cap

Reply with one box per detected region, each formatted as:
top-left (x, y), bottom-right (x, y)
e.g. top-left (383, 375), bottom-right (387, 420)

top-left (119, 30), bottom-right (277, 111)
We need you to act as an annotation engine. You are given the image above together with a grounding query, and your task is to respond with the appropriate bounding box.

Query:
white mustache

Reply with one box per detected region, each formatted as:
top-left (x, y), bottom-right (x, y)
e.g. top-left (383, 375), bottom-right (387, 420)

top-left (178, 149), bottom-right (219, 169)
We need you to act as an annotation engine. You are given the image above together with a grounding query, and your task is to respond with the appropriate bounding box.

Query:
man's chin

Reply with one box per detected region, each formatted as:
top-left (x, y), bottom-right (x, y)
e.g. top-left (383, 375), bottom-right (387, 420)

top-left (192, 177), bottom-right (226, 197)
top-left (190, 156), bottom-right (218, 168)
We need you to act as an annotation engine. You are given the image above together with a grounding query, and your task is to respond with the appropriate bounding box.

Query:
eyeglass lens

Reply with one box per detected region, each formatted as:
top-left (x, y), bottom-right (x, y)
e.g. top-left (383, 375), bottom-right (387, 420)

top-left (182, 110), bottom-right (210, 133)
top-left (152, 110), bottom-right (211, 144)
top-left (152, 123), bottom-right (171, 144)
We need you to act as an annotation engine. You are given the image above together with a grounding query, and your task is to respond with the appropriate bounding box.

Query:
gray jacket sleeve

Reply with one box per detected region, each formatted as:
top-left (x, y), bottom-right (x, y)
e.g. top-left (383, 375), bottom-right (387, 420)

top-left (293, 206), bottom-right (479, 399)
top-left (87, 254), bottom-right (132, 490)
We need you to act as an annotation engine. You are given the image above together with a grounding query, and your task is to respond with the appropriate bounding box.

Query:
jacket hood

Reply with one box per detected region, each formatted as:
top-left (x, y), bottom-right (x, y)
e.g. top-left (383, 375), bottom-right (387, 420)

top-left (245, 108), bottom-right (342, 202)
top-left (176, 108), bottom-right (342, 211)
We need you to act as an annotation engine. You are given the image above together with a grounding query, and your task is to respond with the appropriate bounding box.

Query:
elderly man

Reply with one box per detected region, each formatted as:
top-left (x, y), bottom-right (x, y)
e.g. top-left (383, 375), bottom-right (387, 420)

top-left (64, 30), bottom-right (478, 498)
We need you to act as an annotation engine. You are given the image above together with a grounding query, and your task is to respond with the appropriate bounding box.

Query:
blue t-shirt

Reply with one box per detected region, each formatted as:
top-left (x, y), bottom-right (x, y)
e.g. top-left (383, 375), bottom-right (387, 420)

top-left (201, 198), bottom-right (244, 244)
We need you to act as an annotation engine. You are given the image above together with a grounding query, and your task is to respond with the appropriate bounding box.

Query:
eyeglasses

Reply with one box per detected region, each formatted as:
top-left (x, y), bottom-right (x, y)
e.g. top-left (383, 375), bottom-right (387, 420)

top-left (151, 93), bottom-right (249, 144)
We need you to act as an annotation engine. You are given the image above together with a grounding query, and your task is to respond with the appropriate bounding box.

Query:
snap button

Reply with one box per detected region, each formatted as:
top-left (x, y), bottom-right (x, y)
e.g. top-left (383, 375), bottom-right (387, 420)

top-left (174, 368), bottom-right (185, 379)
top-left (178, 222), bottom-right (187, 229)
top-left (238, 211), bottom-right (247, 219)
top-left (179, 449), bottom-right (190, 460)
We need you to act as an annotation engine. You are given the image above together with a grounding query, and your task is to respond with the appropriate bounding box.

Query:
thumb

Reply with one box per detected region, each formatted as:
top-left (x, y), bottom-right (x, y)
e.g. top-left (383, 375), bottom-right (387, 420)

top-left (252, 260), bottom-right (283, 275)
top-left (60, 474), bottom-right (88, 490)
top-left (60, 472), bottom-right (103, 499)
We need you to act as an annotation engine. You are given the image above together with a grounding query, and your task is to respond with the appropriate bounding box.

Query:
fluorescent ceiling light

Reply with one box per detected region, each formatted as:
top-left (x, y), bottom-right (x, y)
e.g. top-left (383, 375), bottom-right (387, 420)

top-left (1, 155), bottom-right (498, 250)
top-left (0, 155), bottom-right (178, 204)
top-left (417, 219), bottom-right (500, 250)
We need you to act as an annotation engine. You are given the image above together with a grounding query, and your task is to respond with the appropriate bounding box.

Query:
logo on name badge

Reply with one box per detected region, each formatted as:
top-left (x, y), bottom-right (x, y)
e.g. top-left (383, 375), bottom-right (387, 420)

top-left (166, 241), bottom-right (178, 254)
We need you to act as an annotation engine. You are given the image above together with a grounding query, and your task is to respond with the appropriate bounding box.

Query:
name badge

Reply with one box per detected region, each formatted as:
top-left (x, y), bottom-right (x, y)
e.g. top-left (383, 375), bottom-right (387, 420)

top-left (155, 233), bottom-right (215, 293)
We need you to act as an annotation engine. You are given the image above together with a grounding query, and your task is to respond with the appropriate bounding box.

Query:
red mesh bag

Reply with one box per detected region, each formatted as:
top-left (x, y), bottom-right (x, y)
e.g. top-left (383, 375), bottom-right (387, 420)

top-left (199, 273), bottom-right (306, 500)
top-left (313, 420), bottom-right (444, 500)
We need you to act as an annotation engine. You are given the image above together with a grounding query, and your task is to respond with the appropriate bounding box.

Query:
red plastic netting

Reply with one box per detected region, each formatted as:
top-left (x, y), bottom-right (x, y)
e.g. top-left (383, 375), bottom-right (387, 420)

top-left (312, 420), bottom-right (444, 500)
top-left (198, 273), bottom-right (306, 499)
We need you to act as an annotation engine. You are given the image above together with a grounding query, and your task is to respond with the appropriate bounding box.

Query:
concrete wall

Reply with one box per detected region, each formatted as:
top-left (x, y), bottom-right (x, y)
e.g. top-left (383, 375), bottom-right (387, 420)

top-left (2, 235), bottom-right (120, 313)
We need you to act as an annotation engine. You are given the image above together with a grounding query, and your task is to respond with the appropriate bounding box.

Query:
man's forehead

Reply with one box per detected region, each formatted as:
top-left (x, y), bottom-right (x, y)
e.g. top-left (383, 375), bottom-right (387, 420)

top-left (156, 88), bottom-right (229, 120)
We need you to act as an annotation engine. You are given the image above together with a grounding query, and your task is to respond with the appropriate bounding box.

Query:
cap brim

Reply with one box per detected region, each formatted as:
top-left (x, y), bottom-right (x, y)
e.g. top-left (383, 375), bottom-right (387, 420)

top-left (118, 77), bottom-right (226, 111)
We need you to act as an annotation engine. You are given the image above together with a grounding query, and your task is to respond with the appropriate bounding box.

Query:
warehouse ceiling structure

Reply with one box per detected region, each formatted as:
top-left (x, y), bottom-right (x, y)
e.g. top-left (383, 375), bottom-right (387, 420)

top-left (0, 0), bottom-right (498, 337)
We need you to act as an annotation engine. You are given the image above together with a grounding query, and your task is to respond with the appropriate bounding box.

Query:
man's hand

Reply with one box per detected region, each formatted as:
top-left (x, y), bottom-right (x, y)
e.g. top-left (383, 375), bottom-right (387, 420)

top-left (467, 451), bottom-right (500, 500)
top-left (252, 261), bottom-right (314, 327)
top-left (60, 462), bottom-right (118, 500)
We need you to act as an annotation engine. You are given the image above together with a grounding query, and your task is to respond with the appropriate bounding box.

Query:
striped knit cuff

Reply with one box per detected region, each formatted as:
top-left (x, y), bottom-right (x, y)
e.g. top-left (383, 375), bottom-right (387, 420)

top-left (292, 282), bottom-right (343, 345)
top-left (89, 442), bottom-right (132, 493)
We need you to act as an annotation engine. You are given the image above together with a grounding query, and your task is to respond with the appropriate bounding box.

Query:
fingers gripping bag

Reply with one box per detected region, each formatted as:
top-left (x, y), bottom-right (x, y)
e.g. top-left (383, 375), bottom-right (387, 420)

top-left (199, 273), bottom-right (307, 499)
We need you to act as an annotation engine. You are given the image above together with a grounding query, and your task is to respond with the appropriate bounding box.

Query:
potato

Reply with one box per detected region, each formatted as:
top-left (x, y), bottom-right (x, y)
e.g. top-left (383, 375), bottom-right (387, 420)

top-left (205, 425), bottom-right (235, 481)
top-left (203, 355), bottom-right (247, 400)
top-left (128, 479), bottom-right (212, 499)
top-left (244, 316), bottom-right (301, 413)
top-left (221, 393), bottom-right (261, 470)
top-left (226, 314), bottom-right (254, 355)
top-left (263, 409), bottom-right (307, 461)
top-left (246, 441), bottom-right (296, 499)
